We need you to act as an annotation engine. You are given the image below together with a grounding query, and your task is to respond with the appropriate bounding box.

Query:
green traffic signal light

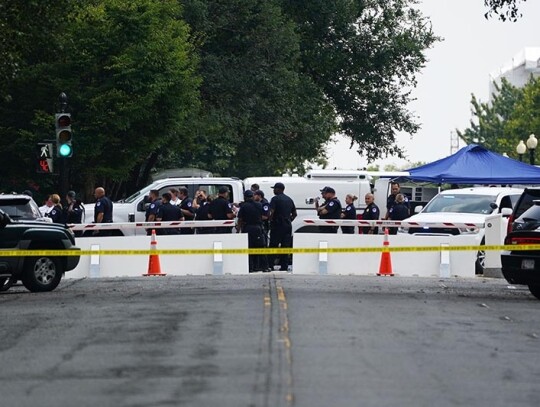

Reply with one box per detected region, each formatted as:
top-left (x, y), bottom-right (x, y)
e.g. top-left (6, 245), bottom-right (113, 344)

top-left (58, 143), bottom-right (73, 157)
top-left (55, 113), bottom-right (73, 157)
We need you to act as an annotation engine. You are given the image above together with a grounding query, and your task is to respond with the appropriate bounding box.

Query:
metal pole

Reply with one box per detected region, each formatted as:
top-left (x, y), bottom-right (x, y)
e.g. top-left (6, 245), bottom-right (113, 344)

top-left (58, 92), bottom-right (69, 198)
top-left (530, 149), bottom-right (536, 166)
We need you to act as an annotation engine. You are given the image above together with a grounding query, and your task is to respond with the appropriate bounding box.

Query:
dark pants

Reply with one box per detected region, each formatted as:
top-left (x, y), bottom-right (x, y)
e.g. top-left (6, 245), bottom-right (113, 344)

top-left (269, 224), bottom-right (292, 270)
top-left (341, 226), bottom-right (355, 234)
top-left (244, 225), bottom-right (267, 272)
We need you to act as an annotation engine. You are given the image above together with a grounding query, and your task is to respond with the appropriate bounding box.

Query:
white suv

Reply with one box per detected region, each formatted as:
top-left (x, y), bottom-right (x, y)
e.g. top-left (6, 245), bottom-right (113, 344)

top-left (398, 187), bottom-right (523, 273)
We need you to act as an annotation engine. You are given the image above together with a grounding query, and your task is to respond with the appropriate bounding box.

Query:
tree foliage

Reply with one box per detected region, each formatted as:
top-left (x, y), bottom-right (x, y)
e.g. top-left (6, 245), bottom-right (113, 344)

top-left (0, 0), bottom-right (200, 199)
top-left (279, 0), bottom-right (439, 162)
top-left (457, 76), bottom-right (540, 160)
top-left (457, 79), bottom-right (523, 155)
top-left (0, 0), bottom-right (437, 198)
top-left (484, 0), bottom-right (526, 21)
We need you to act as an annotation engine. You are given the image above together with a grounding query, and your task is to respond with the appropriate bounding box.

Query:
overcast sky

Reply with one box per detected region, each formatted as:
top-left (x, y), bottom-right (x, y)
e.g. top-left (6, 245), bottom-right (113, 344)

top-left (326, 0), bottom-right (540, 170)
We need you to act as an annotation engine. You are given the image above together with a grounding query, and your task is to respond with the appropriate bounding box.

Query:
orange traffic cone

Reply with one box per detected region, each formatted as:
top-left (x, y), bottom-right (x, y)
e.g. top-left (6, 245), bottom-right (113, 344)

top-left (377, 228), bottom-right (394, 276)
top-left (143, 229), bottom-right (166, 276)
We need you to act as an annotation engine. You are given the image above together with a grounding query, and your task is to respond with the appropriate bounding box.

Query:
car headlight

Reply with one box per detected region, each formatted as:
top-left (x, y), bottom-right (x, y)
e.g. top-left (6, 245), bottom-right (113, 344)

top-left (458, 227), bottom-right (480, 234)
top-left (398, 226), bottom-right (409, 233)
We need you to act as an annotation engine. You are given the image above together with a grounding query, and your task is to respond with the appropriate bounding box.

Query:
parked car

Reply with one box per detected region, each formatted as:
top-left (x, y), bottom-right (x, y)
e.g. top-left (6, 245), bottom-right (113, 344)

top-left (501, 188), bottom-right (540, 300)
top-left (0, 193), bottom-right (51, 222)
top-left (398, 187), bottom-right (523, 274)
top-left (0, 209), bottom-right (80, 293)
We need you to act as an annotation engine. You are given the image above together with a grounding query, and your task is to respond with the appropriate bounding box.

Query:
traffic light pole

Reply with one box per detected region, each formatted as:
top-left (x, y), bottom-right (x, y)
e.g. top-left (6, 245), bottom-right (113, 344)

top-left (58, 92), bottom-right (70, 199)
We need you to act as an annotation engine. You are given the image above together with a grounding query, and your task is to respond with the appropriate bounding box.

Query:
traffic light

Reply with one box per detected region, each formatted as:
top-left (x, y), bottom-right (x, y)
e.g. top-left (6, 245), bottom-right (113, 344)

top-left (55, 113), bottom-right (73, 157)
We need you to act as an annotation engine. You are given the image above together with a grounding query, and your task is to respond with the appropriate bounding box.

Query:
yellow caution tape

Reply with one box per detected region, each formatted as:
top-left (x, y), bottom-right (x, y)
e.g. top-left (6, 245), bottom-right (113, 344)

top-left (2, 244), bottom-right (540, 257)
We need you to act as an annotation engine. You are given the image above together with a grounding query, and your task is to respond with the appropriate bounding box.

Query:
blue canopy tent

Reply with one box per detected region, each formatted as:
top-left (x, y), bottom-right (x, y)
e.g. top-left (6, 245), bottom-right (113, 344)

top-left (406, 144), bottom-right (540, 184)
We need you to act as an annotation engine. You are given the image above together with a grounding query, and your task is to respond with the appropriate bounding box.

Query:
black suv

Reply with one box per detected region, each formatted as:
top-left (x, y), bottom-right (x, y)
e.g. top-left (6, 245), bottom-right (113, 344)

top-left (0, 209), bottom-right (80, 293)
top-left (501, 187), bottom-right (540, 300)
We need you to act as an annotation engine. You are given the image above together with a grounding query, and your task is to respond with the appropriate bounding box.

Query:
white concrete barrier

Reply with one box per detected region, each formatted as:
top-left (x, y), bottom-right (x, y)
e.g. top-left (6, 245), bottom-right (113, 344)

top-left (68, 234), bottom-right (249, 278)
top-left (291, 233), bottom-right (480, 277)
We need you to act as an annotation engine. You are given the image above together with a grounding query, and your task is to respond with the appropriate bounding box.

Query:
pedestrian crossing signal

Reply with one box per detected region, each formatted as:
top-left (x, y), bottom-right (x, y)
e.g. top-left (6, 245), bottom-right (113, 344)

top-left (36, 143), bottom-right (54, 173)
top-left (55, 113), bottom-right (73, 157)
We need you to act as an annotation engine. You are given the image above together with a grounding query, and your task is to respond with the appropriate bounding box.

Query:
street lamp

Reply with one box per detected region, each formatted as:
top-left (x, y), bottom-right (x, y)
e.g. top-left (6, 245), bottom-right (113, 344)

top-left (526, 133), bottom-right (538, 165)
top-left (516, 140), bottom-right (526, 162)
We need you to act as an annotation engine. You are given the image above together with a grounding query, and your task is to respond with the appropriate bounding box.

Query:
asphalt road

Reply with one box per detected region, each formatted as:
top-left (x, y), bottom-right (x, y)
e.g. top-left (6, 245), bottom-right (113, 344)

top-left (1, 275), bottom-right (539, 407)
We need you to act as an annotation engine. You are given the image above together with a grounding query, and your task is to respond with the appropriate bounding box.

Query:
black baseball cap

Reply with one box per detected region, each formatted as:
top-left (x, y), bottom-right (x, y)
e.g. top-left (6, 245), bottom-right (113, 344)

top-left (244, 190), bottom-right (254, 199)
top-left (271, 182), bottom-right (285, 190)
top-left (320, 186), bottom-right (335, 194)
top-left (66, 190), bottom-right (76, 198)
top-left (254, 189), bottom-right (265, 197)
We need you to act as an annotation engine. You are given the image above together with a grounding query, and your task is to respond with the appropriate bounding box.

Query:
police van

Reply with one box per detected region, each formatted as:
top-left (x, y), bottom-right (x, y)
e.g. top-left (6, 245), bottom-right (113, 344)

top-left (244, 170), bottom-right (373, 233)
top-left (83, 177), bottom-right (245, 236)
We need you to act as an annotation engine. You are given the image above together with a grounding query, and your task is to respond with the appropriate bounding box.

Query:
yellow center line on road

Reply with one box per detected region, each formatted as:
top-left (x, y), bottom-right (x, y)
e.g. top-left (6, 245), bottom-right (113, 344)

top-left (275, 280), bottom-right (294, 406)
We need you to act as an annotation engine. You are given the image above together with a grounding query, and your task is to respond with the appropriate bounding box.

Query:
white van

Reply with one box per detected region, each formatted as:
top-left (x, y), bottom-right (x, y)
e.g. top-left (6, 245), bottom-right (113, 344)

top-left (83, 177), bottom-right (245, 235)
top-left (244, 170), bottom-right (372, 232)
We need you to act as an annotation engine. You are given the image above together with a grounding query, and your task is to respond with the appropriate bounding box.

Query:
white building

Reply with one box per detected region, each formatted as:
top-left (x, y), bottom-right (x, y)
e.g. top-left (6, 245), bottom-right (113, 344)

top-left (489, 47), bottom-right (540, 100)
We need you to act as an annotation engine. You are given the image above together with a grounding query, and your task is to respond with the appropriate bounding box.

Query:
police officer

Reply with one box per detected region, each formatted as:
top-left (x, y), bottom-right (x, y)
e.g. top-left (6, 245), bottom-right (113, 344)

top-left (208, 186), bottom-right (236, 233)
top-left (385, 182), bottom-right (410, 220)
top-left (340, 194), bottom-right (358, 234)
top-left (64, 190), bottom-right (85, 236)
top-left (178, 187), bottom-right (195, 235)
top-left (238, 190), bottom-right (267, 272)
top-left (361, 193), bottom-right (380, 235)
top-left (47, 194), bottom-right (65, 224)
top-left (315, 186), bottom-right (342, 233)
top-left (388, 193), bottom-right (409, 235)
top-left (145, 189), bottom-right (162, 235)
top-left (253, 190), bottom-right (270, 244)
top-left (194, 194), bottom-right (213, 234)
top-left (269, 182), bottom-right (297, 271)
top-left (93, 187), bottom-right (113, 236)
top-left (156, 192), bottom-right (183, 235)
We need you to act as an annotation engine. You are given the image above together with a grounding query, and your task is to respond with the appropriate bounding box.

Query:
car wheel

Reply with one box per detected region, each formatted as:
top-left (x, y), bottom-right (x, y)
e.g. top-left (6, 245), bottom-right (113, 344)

top-left (475, 239), bottom-right (486, 275)
top-left (0, 276), bottom-right (16, 292)
top-left (528, 285), bottom-right (540, 300)
top-left (21, 256), bottom-right (63, 292)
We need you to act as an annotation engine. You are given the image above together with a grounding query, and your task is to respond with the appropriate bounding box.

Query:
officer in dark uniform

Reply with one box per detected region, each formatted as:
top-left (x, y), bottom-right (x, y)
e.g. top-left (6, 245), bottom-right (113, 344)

top-left (340, 193), bottom-right (358, 234)
top-left (388, 193), bottom-right (409, 235)
top-left (178, 186), bottom-right (195, 235)
top-left (269, 182), bottom-right (297, 271)
top-left (208, 186), bottom-right (236, 233)
top-left (156, 192), bottom-right (183, 235)
top-left (315, 186), bottom-right (342, 233)
top-left (145, 189), bottom-right (162, 235)
top-left (238, 190), bottom-right (267, 272)
top-left (65, 191), bottom-right (84, 223)
top-left (194, 194), bottom-right (212, 234)
top-left (385, 182), bottom-right (410, 220)
top-left (254, 190), bottom-right (270, 244)
top-left (361, 193), bottom-right (380, 235)
top-left (93, 187), bottom-right (113, 236)
top-left (47, 194), bottom-right (65, 224)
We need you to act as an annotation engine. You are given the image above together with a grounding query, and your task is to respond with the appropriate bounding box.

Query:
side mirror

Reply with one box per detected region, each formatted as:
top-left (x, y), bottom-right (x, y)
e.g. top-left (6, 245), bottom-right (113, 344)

top-left (0, 210), bottom-right (11, 228)
top-left (414, 205), bottom-right (423, 214)
top-left (490, 202), bottom-right (498, 210)
top-left (501, 207), bottom-right (512, 217)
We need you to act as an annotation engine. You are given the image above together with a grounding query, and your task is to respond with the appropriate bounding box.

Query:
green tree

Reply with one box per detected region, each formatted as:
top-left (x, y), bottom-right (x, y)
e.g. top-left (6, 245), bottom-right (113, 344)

top-left (0, 0), bottom-right (200, 199)
top-left (456, 78), bottom-right (523, 157)
top-left (180, 0), bottom-right (335, 177)
top-left (280, 0), bottom-right (439, 162)
top-left (505, 76), bottom-right (540, 157)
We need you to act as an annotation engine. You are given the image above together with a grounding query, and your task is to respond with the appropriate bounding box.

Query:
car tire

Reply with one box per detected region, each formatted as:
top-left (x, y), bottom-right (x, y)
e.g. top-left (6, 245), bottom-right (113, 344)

top-left (528, 285), bottom-right (540, 300)
top-left (21, 256), bottom-right (63, 292)
top-left (475, 238), bottom-right (486, 275)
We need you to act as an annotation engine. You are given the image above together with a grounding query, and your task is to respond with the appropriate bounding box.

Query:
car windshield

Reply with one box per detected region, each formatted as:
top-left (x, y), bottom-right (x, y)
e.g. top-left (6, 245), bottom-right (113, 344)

top-left (422, 193), bottom-right (498, 214)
